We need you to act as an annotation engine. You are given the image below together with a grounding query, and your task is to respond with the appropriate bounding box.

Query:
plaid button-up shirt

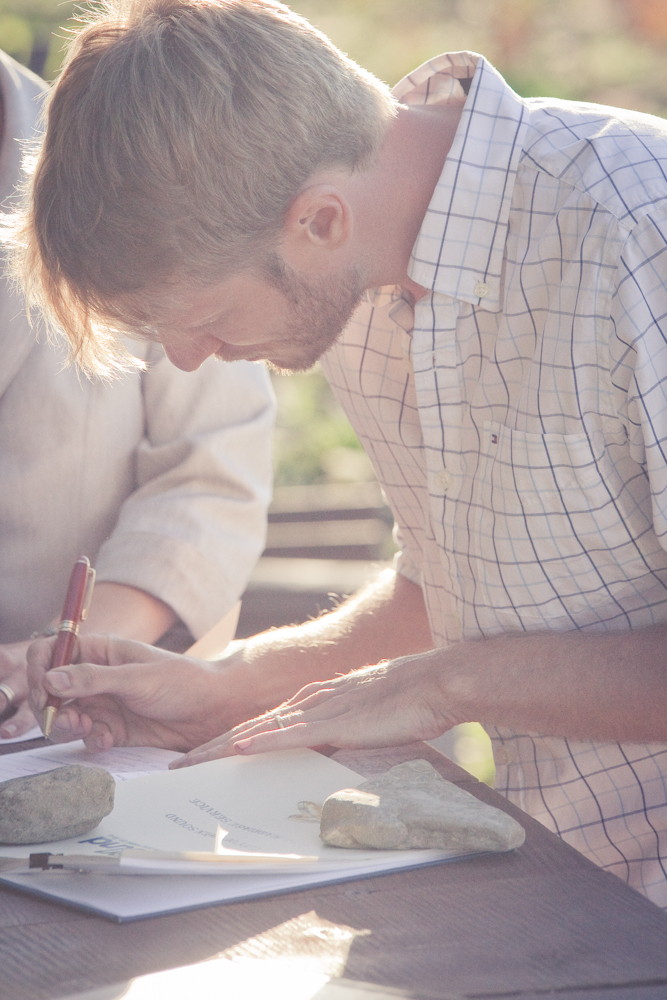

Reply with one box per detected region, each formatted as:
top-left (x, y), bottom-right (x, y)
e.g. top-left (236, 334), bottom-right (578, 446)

top-left (321, 52), bottom-right (667, 906)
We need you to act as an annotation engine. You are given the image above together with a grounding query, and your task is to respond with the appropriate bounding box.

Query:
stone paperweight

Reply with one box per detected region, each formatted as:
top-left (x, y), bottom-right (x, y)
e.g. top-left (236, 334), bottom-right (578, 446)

top-left (0, 764), bottom-right (115, 844)
top-left (320, 759), bottom-right (525, 853)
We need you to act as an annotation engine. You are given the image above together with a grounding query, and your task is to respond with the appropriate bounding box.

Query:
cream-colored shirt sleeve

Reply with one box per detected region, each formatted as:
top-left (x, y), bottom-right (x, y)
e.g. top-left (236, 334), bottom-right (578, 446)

top-left (92, 345), bottom-right (276, 639)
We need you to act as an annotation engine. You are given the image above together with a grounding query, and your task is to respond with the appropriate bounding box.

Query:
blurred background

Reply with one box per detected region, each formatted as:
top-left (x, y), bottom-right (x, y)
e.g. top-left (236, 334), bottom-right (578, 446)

top-left (1, 0), bottom-right (665, 780)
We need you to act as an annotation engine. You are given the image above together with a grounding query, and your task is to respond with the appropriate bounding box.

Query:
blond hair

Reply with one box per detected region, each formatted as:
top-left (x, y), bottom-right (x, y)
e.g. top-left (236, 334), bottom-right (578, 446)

top-left (13, 0), bottom-right (396, 374)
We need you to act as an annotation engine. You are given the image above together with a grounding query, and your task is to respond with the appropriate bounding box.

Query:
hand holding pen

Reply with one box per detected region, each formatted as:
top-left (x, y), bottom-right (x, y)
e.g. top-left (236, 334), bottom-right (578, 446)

top-left (42, 556), bottom-right (96, 738)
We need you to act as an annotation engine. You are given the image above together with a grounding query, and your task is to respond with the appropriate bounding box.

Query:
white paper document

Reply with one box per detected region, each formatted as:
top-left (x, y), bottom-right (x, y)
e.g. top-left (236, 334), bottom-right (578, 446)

top-left (0, 739), bottom-right (181, 781)
top-left (0, 724), bottom-right (44, 744)
top-left (0, 746), bottom-right (471, 920)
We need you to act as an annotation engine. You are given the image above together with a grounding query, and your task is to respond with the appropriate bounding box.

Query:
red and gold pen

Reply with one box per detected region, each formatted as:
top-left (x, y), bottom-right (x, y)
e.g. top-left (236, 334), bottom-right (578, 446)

top-left (42, 556), bottom-right (96, 739)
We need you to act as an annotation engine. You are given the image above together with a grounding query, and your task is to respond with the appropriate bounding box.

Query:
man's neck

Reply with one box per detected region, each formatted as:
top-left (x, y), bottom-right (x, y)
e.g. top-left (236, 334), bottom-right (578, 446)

top-left (351, 101), bottom-right (462, 294)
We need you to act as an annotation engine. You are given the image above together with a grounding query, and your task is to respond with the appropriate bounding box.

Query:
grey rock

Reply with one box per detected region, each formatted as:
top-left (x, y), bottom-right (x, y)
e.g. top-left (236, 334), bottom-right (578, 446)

top-left (0, 764), bottom-right (115, 844)
top-left (320, 759), bottom-right (525, 853)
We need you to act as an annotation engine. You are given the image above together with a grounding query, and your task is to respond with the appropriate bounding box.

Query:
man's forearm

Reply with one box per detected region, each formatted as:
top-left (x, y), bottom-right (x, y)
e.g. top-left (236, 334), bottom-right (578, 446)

top-left (207, 620), bottom-right (667, 765)
top-left (441, 624), bottom-right (667, 743)
top-left (218, 568), bottom-right (434, 719)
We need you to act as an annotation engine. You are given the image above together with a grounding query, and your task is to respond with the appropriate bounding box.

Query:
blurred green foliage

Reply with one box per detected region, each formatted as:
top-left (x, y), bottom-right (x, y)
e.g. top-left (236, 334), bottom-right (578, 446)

top-left (271, 373), bottom-right (375, 487)
top-left (0, 1), bottom-right (77, 78)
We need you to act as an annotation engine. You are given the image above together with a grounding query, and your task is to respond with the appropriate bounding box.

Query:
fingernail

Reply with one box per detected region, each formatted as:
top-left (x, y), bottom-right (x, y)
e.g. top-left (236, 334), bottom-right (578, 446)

top-left (177, 753), bottom-right (208, 768)
top-left (233, 739), bottom-right (251, 753)
top-left (47, 670), bottom-right (72, 692)
top-left (0, 723), bottom-right (17, 738)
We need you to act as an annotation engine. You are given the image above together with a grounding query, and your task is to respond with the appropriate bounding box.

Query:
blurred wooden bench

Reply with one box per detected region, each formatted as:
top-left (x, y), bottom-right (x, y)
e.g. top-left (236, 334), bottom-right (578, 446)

top-left (237, 481), bottom-right (395, 636)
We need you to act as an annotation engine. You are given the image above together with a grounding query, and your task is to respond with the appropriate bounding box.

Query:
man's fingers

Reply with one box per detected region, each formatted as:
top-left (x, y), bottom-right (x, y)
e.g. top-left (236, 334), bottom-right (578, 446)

top-left (28, 661), bottom-right (131, 722)
top-left (173, 711), bottom-right (317, 768)
top-left (172, 720), bottom-right (266, 767)
top-left (25, 636), bottom-right (56, 675)
top-left (42, 660), bottom-right (152, 701)
top-left (82, 720), bottom-right (116, 752)
top-left (173, 692), bottom-right (347, 768)
top-left (40, 703), bottom-right (94, 743)
top-left (233, 721), bottom-right (320, 756)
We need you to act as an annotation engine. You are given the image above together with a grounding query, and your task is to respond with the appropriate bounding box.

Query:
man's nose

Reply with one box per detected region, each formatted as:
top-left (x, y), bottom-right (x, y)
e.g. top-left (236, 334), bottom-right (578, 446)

top-left (162, 336), bottom-right (216, 372)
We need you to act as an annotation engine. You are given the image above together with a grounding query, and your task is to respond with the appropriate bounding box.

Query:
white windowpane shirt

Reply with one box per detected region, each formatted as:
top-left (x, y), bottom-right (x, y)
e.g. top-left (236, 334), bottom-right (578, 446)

top-left (321, 52), bottom-right (667, 907)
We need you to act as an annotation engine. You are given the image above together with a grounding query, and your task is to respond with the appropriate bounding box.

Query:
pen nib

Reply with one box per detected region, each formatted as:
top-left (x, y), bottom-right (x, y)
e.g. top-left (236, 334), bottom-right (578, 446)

top-left (42, 706), bottom-right (56, 739)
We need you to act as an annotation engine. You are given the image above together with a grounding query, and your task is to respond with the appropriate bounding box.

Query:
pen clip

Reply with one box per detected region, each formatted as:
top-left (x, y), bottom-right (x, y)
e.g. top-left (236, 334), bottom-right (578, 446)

top-left (81, 566), bottom-right (96, 622)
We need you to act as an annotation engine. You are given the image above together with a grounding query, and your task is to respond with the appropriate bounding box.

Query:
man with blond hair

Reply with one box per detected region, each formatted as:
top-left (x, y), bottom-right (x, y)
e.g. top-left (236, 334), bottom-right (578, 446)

top-left (19, 0), bottom-right (667, 907)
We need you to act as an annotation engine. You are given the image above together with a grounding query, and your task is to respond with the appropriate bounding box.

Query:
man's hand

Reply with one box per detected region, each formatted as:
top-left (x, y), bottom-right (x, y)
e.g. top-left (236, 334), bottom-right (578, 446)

top-left (27, 633), bottom-right (235, 752)
top-left (171, 652), bottom-right (460, 768)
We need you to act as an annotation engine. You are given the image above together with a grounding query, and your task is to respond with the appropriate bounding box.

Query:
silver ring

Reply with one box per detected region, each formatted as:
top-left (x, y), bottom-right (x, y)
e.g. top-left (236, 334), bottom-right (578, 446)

top-left (271, 712), bottom-right (286, 729)
top-left (0, 683), bottom-right (15, 708)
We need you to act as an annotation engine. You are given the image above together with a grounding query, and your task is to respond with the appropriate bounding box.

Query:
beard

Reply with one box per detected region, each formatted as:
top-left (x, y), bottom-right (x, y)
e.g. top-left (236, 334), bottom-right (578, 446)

top-left (260, 253), bottom-right (366, 374)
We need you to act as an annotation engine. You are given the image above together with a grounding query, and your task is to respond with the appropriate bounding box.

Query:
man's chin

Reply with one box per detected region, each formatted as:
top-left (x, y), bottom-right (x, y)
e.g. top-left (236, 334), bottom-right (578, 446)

top-left (214, 348), bottom-right (263, 364)
top-left (267, 358), bottom-right (318, 376)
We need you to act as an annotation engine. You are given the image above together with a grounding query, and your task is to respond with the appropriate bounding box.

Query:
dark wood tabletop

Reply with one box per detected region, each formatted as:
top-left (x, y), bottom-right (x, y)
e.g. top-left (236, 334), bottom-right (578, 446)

top-left (1, 737), bottom-right (666, 1000)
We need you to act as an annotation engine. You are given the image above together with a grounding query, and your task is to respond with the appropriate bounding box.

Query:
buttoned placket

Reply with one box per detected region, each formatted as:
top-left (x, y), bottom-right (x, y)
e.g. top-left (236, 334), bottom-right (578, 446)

top-left (409, 292), bottom-right (467, 637)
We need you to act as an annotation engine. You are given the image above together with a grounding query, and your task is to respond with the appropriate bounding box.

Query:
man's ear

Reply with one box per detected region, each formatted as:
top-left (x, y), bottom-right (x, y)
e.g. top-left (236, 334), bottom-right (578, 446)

top-left (282, 184), bottom-right (351, 267)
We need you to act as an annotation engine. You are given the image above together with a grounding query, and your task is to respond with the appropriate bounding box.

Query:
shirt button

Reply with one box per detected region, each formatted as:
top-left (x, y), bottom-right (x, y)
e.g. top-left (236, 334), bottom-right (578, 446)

top-left (474, 281), bottom-right (489, 298)
top-left (435, 469), bottom-right (453, 492)
top-left (495, 745), bottom-right (514, 764)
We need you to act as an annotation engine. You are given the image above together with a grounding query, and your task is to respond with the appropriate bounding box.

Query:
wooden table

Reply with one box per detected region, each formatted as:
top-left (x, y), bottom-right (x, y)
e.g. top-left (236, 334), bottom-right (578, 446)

top-left (1, 738), bottom-right (666, 1000)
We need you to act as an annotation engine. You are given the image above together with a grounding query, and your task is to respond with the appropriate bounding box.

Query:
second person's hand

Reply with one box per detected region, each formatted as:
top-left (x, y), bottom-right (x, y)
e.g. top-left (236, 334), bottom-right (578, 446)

top-left (0, 639), bottom-right (42, 739)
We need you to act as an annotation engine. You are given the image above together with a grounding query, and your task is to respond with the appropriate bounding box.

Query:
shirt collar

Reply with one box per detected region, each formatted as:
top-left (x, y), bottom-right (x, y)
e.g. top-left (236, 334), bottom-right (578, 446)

top-left (368, 52), bottom-right (529, 313)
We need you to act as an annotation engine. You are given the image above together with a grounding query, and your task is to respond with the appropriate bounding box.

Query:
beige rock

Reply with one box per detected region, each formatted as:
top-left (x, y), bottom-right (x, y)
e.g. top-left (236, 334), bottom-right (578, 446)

top-left (0, 764), bottom-right (115, 844)
top-left (320, 759), bottom-right (525, 853)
